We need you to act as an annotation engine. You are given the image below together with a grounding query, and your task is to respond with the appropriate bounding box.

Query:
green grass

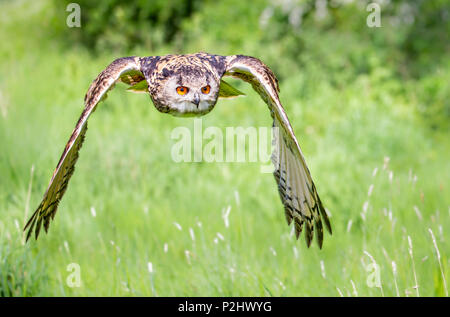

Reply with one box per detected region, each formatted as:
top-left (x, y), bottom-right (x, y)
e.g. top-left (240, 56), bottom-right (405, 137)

top-left (0, 1), bottom-right (448, 297)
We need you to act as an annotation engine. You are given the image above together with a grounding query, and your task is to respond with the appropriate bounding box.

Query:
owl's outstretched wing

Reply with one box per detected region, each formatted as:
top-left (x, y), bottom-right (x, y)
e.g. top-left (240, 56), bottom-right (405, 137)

top-left (24, 56), bottom-right (145, 241)
top-left (222, 55), bottom-right (332, 248)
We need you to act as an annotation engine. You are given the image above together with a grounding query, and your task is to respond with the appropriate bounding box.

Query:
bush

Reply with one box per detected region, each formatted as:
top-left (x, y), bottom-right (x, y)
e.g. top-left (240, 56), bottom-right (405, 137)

top-left (53, 0), bottom-right (202, 52)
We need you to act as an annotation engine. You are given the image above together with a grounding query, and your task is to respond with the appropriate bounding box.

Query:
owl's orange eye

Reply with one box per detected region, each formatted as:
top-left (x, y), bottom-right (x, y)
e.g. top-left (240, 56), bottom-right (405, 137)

top-left (176, 86), bottom-right (189, 95)
top-left (201, 85), bottom-right (211, 94)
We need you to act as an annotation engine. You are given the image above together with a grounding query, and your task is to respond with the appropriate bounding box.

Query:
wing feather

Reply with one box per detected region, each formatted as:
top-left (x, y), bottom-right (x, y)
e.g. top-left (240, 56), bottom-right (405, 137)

top-left (223, 55), bottom-right (332, 248)
top-left (24, 56), bottom-right (143, 241)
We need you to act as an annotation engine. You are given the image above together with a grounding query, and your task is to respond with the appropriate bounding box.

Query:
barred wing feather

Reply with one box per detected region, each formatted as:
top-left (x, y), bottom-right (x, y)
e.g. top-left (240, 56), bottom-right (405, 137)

top-left (24, 57), bottom-right (144, 240)
top-left (223, 55), bottom-right (332, 248)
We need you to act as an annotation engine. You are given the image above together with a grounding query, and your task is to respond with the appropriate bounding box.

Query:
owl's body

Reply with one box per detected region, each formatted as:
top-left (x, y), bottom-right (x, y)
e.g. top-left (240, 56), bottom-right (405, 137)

top-left (25, 52), bottom-right (332, 249)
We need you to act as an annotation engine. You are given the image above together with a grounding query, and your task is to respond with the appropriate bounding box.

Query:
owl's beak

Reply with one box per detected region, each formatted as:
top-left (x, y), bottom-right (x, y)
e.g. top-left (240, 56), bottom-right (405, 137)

top-left (192, 94), bottom-right (200, 107)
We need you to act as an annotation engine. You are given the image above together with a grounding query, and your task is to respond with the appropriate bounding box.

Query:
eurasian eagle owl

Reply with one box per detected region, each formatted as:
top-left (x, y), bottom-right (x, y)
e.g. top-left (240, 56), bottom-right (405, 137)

top-left (24, 53), bottom-right (332, 248)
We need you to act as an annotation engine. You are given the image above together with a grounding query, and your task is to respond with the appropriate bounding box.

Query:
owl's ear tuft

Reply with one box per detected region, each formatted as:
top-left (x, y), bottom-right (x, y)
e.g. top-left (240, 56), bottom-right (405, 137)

top-left (162, 68), bottom-right (171, 77)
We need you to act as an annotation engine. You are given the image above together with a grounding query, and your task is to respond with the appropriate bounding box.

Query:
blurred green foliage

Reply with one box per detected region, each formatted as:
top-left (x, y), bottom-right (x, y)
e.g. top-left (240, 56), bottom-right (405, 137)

top-left (54, 0), bottom-right (200, 51)
top-left (48, 0), bottom-right (449, 130)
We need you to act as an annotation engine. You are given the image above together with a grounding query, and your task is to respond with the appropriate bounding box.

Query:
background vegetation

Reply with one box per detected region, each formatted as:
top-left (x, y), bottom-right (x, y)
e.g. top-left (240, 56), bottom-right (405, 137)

top-left (0, 0), bottom-right (448, 296)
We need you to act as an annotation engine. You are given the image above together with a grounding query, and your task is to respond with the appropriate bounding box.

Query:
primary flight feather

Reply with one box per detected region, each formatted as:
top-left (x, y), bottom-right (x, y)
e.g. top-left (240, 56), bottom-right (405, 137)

top-left (24, 53), bottom-right (332, 248)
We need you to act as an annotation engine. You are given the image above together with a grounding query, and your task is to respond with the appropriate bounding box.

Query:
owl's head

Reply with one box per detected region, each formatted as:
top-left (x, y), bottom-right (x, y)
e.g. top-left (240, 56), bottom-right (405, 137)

top-left (151, 65), bottom-right (220, 117)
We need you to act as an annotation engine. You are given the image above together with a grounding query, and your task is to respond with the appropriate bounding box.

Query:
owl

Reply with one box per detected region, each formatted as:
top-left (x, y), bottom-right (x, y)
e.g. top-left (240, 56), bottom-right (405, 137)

top-left (24, 53), bottom-right (332, 248)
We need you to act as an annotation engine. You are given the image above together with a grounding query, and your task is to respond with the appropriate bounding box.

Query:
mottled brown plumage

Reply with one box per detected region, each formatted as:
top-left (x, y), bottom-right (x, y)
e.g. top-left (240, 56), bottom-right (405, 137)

top-left (24, 52), bottom-right (332, 248)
